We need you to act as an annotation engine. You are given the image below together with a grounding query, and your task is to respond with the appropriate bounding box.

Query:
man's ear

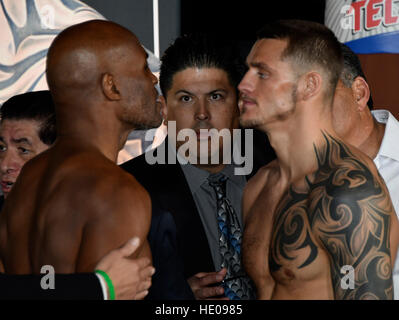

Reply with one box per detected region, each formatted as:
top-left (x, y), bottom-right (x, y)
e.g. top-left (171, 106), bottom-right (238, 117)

top-left (160, 95), bottom-right (168, 125)
top-left (101, 73), bottom-right (121, 101)
top-left (351, 76), bottom-right (370, 111)
top-left (297, 72), bottom-right (323, 101)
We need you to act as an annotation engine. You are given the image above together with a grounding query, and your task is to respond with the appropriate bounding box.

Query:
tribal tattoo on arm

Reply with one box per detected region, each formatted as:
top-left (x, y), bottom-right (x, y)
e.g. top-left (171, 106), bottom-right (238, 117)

top-left (270, 133), bottom-right (393, 299)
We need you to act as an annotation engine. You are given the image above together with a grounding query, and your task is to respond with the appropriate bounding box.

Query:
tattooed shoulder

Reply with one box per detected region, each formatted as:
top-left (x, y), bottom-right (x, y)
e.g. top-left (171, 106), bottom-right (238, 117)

top-left (310, 133), bottom-right (393, 299)
top-left (269, 133), bottom-right (393, 299)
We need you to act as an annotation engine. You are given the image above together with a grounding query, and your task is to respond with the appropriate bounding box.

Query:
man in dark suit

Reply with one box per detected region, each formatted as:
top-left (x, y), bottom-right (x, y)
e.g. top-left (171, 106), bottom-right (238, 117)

top-left (121, 34), bottom-right (275, 300)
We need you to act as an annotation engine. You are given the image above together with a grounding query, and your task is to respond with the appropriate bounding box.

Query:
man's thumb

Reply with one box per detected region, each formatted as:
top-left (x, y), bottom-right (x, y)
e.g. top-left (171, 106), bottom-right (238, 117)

top-left (118, 237), bottom-right (140, 257)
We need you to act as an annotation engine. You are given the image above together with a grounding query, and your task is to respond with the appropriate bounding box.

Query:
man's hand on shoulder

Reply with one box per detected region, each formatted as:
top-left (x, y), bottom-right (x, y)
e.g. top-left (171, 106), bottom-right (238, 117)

top-left (95, 237), bottom-right (155, 300)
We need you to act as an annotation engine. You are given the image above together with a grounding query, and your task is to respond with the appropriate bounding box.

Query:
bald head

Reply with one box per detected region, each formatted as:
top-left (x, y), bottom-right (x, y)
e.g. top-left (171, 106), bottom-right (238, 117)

top-left (46, 20), bottom-right (161, 132)
top-left (46, 20), bottom-right (144, 103)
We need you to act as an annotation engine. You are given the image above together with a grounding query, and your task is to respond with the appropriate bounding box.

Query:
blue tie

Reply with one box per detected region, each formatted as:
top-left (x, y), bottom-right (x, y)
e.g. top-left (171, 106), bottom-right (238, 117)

top-left (208, 173), bottom-right (256, 300)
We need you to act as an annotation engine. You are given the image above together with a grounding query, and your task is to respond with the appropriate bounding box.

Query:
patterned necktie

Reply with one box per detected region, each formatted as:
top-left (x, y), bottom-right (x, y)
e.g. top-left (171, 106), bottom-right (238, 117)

top-left (208, 173), bottom-right (256, 300)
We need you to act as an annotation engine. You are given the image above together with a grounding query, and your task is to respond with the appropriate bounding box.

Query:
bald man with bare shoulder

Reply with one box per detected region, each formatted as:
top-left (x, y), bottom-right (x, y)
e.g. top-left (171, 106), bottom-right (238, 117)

top-left (239, 20), bottom-right (399, 300)
top-left (0, 20), bottom-right (162, 276)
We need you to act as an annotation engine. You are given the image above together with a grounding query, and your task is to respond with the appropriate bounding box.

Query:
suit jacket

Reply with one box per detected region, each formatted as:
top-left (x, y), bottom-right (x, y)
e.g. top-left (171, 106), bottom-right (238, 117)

top-left (121, 142), bottom-right (215, 279)
top-left (121, 131), bottom-right (275, 275)
top-left (121, 132), bottom-right (275, 298)
top-left (0, 272), bottom-right (102, 300)
top-left (146, 202), bottom-right (194, 299)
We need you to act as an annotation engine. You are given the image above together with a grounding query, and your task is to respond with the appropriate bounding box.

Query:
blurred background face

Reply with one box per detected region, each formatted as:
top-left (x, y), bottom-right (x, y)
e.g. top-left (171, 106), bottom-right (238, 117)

top-left (0, 119), bottom-right (49, 198)
top-left (164, 67), bottom-right (239, 166)
top-left (332, 79), bottom-right (358, 141)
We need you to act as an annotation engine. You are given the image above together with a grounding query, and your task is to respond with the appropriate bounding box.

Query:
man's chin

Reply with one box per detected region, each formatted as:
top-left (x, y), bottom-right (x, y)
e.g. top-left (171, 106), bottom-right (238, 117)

top-left (239, 117), bottom-right (261, 129)
top-left (176, 151), bottom-right (219, 166)
top-left (239, 109), bottom-right (258, 128)
top-left (197, 148), bottom-right (227, 166)
top-left (134, 117), bottom-right (163, 131)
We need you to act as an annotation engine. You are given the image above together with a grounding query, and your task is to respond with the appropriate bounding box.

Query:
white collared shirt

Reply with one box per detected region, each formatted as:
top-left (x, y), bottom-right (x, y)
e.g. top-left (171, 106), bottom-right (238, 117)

top-left (372, 109), bottom-right (399, 299)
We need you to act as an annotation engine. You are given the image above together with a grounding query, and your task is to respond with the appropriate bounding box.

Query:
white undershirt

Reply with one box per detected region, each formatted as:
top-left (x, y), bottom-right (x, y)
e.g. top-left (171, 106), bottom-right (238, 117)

top-left (95, 273), bottom-right (108, 300)
top-left (372, 109), bottom-right (399, 299)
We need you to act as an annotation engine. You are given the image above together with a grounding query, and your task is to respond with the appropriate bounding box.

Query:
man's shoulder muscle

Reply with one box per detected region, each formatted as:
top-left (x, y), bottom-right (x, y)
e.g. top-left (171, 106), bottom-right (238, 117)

top-left (243, 160), bottom-right (281, 221)
top-left (74, 168), bottom-right (152, 271)
top-left (81, 165), bottom-right (151, 218)
top-left (310, 144), bottom-right (393, 240)
top-left (309, 152), bottom-right (393, 299)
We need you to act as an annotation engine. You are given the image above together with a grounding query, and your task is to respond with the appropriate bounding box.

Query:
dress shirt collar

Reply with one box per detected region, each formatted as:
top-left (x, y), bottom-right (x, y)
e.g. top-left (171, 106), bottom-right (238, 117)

top-left (174, 152), bottom-right (244, 197)
top-left (166, 139), bottom-right (245, 194)
top-left (180, 161), bottom-right (245, 195)
top-left (372, 110), bottom-right (399, 162)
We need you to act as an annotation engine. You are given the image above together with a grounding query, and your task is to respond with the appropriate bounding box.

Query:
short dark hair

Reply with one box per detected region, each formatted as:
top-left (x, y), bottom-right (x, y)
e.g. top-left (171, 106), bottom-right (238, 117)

top-left (257, 20), bottom-right (343, 99)
top-left (160, 33), bottom-right (245, 97)
top-left (0, 91), bottom-right (56, 145)
top-left (340, 43), bottom-right (374, 110)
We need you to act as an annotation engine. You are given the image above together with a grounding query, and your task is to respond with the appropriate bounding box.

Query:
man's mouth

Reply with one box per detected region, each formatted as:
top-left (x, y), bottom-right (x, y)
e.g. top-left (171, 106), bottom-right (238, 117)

top-left (195, 128), bottom-right (214, 141)
top-left (239, 96), bottom-right (257, 109)
top-left (1, 180), bottom-right (14, 193)
top-left (155, 95), bottom-right (163, 109)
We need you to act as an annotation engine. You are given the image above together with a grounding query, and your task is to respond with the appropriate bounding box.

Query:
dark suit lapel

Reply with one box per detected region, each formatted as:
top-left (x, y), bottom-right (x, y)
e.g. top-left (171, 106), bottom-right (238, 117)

top-left (154, 157), bottom-right (215, 278)
top-left (123, 140), bottom-right (215, 278)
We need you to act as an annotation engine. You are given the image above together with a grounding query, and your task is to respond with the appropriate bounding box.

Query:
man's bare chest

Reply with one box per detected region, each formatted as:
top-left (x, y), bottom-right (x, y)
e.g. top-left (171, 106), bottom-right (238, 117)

top-left (269, 187), bottom-right (331, 284)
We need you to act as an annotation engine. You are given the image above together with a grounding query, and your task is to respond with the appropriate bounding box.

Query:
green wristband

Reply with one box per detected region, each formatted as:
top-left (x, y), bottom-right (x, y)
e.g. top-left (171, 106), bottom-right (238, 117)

top-left (95, 270), bottom-right (115, 300)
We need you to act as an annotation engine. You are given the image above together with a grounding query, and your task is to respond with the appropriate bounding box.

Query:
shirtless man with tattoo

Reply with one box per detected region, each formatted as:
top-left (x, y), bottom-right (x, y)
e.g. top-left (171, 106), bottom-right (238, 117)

top-left (239, 20), bottom-right (399, 300)
top-left (0, 20), bottom-right (162, 275)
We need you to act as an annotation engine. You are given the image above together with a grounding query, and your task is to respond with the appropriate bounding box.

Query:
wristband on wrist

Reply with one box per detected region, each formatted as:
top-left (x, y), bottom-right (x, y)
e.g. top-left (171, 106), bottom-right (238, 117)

top-left (95, 270), bottom-right (115, 300)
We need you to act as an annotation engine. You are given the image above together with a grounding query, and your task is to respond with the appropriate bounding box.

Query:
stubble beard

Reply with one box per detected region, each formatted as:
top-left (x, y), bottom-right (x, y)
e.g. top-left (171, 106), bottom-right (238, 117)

top-left (239, 106), bottom-right (264, 129)
top-left (123, 100), bottom-right (162, 130)
top-left (240, 85), bottom-right (298, 128)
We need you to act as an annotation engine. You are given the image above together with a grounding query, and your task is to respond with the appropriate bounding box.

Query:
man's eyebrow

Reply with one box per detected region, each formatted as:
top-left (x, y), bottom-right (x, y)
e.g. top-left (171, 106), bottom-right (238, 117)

top-left (175, 89), bottom-right (193, 96)
top-left (249, 62), bottom-right (269, 70)
top-left (0, 137), bottom-right (4, 143)
top-left (11, 137), bottom-right (32, 145)
top-left (208, 89), bottom-right (228, 94)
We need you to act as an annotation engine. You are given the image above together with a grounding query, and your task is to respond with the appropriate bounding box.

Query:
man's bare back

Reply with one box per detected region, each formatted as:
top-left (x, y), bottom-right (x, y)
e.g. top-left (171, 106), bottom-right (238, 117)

top-left (0, 142), bottom-right (151, 273)
top-left (243, 134), bottom-right (399, 299)
top-left (0, 20), bottom-right (162, 276)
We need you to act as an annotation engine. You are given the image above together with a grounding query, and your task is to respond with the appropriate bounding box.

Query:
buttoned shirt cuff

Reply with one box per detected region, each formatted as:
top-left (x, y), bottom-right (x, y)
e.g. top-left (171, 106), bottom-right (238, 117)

top-left (95, 272), bottom-right (108, 300)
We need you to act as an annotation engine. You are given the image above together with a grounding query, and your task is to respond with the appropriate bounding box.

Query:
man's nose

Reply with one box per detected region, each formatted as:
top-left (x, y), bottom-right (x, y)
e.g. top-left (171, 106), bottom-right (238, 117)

top-left (0, 151), bottom-right (18, 175)
top-left (195, 100), bottom-right (210, 121)
top-left (150, 71), bottom-right (158, 85)
top-left (238, 71), bottom-right (254, 94)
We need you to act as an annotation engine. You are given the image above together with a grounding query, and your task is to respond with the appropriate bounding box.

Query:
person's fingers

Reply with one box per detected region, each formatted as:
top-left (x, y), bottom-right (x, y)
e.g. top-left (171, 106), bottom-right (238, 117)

top-left (116, 237), bottom-right (140, 257)
top-left (135, 257), bottom-right (152, 270)
top-left (196, 269), bottom-right (226, 280)
top-left (217, 268), bottom-right (227, 277)
top-left (94, 239), bottom-right (140, 271)
top-left (193, 272), bottom-right (210, 278)
top-left (135, 290), bottom-right (149, 300)
top-left (140, 265), bottom-right (155, 279)
top-left (137, 279), bottom-right (152, 292)
top-left (198, 273), bottom-right (225, 287)
top-left (206, 296), bottom-right (230, 301)
top-left (196, 285), bottom-right (224, 299)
